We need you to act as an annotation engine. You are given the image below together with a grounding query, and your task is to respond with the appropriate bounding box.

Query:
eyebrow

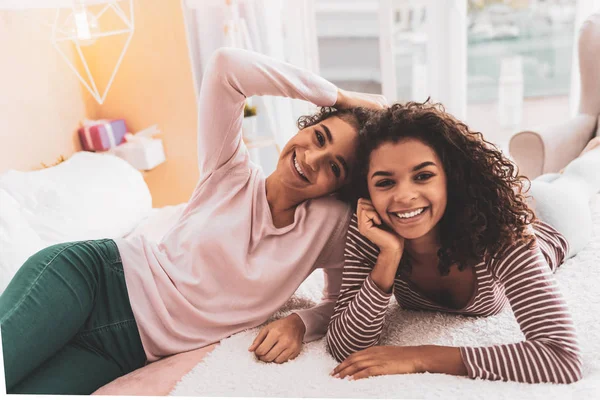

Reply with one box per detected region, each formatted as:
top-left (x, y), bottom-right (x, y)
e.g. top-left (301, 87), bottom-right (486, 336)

top-left (370, 161), bottom-right (436, 179)
top-left (320, 123), bottom-right (348, 178)
top-left (370, 171), bottom-right (393, 179)
top-left (337, 156), bottom-right (349, 178)
top-left (320, 124), bottom-right (332, 143)
top-left (412, 161), bottom-right (436, 171)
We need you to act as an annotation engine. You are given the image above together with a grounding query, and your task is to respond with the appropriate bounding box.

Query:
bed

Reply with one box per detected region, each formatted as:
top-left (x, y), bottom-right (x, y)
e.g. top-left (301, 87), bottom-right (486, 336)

top-left (1, 152), bottom-right (599, 398)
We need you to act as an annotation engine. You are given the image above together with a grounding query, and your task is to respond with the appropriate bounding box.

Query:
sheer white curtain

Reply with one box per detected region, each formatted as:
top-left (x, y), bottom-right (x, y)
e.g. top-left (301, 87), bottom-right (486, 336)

top-left (424, 0), bottom-right (467, 120)
top-left (181, 0), bottom-right (319, 164)
top-left (378, 0), bottom-right (467, 119)
top-left (570, 0), bottom-right (600, 116)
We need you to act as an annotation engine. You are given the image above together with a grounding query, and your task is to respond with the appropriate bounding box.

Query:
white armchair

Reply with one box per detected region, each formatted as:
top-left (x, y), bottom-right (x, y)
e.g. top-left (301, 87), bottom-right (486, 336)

top-left (509, 12), bottom-right (600, 179)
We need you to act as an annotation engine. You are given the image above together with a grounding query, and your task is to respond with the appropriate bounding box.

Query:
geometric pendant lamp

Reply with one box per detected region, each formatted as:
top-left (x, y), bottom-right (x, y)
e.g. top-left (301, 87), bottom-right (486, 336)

top-left (51, 0), bottom-right (134, 104)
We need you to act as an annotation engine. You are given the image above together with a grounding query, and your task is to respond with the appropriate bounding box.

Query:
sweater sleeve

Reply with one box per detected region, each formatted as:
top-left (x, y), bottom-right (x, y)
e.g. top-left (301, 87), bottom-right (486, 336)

top-left (326, 214), bottom-right (393, 362)
top-left (459, 241), bottom-right (583, 383)
top-left (196, 47), bottom-right (338, 177)
top-left (294, 205), bottom-right (352, 342)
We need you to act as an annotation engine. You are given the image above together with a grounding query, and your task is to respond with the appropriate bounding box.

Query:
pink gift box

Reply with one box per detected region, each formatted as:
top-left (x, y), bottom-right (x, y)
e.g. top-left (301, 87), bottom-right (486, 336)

top-left (78, 119), bottom-right (127, 151)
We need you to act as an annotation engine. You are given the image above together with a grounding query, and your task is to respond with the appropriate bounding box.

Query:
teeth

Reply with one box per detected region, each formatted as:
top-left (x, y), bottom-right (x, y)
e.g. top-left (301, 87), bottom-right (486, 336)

top-left (395, 208), bottom-right (425, 219)
top-left (294, 154), bottom-right (305, 177)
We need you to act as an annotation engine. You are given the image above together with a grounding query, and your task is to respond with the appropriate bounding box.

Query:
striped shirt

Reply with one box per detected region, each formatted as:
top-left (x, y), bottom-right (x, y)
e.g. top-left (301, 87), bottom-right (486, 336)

top-left (326, 214), bottom-right (583, 384)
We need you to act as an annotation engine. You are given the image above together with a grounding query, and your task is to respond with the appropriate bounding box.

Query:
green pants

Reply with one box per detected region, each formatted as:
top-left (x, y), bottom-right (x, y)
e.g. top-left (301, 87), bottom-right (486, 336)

top-left (0, 240), bottom-right (146, 394)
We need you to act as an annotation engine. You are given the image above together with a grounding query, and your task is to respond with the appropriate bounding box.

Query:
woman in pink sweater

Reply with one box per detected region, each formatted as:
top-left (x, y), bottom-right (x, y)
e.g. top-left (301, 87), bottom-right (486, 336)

top-left (327, 101), bottom-right (598, 384)
top-left (0, 48), bottom-right (385, 394)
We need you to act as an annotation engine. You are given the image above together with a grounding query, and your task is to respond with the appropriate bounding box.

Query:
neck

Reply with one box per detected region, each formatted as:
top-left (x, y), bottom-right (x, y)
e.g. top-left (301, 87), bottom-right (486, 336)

top-left (264, 174), bottom-right (302, 216)
top-left (405, 228), bottom-right (441, 267)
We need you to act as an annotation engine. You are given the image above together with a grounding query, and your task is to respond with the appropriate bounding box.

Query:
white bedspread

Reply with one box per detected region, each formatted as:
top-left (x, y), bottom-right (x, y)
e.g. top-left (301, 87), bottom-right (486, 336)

top-left (0, 152), bottom-right (152, 293)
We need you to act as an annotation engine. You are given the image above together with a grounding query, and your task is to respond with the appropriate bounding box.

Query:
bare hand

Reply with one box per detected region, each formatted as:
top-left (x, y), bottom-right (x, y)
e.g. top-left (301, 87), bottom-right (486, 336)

top-left (357, 198), bottom-right (404, 254)
top-left (331, 346), bottom-right (422, 380)
top-left (248, 313), bottom-right (306, 364)
top-left (335, 89), bottom-right (388, 110)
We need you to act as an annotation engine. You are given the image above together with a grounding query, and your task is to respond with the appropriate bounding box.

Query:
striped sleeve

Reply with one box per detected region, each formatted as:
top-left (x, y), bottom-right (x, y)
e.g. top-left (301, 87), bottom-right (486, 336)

top-left (326, 214), bottom-right (393, 362)
top-left (459, 239), bottom-right (583, 384)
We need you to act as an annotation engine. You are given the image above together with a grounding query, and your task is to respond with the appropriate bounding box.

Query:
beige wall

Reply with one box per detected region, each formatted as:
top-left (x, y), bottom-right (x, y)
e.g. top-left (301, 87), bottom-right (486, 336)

top-left (0, 9), bottom-right (86, 173)
top-left (84, 0), bottom-right (198, 207)
top-left (1, 2), bottom-right (198, 208)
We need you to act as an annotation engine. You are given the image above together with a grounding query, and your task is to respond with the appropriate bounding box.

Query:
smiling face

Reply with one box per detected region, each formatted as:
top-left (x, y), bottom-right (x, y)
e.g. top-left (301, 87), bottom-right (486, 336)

top-left (367, 138), bottom-right (447, 241)
top-left (275, 116), bottom-right (360, 202)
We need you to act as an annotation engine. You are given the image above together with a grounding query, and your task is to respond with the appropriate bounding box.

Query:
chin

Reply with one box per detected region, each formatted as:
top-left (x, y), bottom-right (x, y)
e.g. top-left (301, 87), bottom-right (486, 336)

top-left (393, 225), bottom-right (433, 241)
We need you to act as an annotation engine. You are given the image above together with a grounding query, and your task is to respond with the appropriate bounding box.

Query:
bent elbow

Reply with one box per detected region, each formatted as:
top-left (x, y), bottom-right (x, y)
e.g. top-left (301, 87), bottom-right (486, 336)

top-left (206, 47), bottom-right (238, 76)
top-left (567, 354), bottom-right (584, 384)
top-left (553, 351), bottom-right (583, 384)
top-left (325, 331), bottom-right (349, 363)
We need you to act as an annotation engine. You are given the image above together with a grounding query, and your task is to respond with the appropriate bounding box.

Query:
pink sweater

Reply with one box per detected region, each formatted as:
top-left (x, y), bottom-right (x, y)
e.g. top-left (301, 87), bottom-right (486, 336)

top-left (114, 48), bottom-right (352, 362)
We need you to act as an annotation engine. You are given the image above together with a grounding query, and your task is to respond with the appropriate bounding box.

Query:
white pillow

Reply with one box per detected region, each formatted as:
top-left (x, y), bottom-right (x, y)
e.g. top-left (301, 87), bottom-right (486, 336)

top-left (0, 152), bottom-right (152, 292)
top-left (0, 189), bottom-right (46, 293)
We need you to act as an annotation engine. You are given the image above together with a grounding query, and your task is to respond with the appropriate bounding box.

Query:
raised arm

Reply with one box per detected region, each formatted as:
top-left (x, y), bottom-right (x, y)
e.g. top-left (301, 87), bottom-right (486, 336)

top-left (326, 214), bottom-right (393, 362)
top-left (196, 47), bottom-right (338, 176)
top-left (459, 242), bottom-right (583, 383)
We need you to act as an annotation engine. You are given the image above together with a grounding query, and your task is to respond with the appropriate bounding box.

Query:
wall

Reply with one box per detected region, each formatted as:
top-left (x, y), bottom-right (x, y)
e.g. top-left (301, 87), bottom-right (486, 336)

top-left (1, 1), bottom-right (200, 208)
top-left (0, 9), bottom-right (86, 173)
top-left (84, 0), bottom-right (198, 207)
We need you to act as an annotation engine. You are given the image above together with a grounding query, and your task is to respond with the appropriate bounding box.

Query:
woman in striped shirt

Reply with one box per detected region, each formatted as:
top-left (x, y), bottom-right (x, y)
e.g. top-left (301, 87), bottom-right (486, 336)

top-left (327, 101), bottom-right (600, 384)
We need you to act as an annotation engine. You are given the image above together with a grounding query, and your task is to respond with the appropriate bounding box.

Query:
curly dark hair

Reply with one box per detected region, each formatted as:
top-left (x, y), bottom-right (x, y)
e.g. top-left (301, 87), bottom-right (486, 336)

top-left (296, 106), bottom-right (374, 203)
top-left (353, 100), bottom-right (536, 276)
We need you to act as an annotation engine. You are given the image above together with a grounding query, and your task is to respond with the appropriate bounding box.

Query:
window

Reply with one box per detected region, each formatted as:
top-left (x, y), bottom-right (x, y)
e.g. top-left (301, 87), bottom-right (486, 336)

top-left (314, 0), bottom-right (578, 149)
top-left (466, 0), bottom-right (576, 147)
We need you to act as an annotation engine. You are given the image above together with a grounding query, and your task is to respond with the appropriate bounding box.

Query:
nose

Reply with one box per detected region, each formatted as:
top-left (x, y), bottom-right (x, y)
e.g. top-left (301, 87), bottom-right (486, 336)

top-left (304, 149), bottom-right (327, 172)
top-left (392, 181), bottom-right (418, 204)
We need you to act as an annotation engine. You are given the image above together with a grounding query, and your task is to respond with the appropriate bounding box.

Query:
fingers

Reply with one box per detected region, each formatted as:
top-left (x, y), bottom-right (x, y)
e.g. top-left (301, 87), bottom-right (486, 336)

top-left (258, 341), bottom-right (286, 363)
top-left (357, 198), bottom-right (376, 220)
top-left (258, 342), bottom-right (301, 364)
top-left (252, 331), bottom-right (277, 358)
top-left (360, 93), bottom-right (388, 109)
top-left (335, 359), bottom-right (377, 379)
top-left (357, 198), bottom-right (382, 232)
top-left (248, 326), bottom-right (268, 352)
top-left (373, 94), bottom-right (389, 109)
top-left (273, 347), bottom-right (299, 364)
top-left (331, 350), bottom-right (382, 380)
top-left (340, 91), bottom-right (388, 110)
top-left (357, 198), bottom-right (374, 208)
top-left (349, 366), bottom-right (383, 380)
top-left (373, 94), bottom-right (388, 108)
top-left (365, 209), bottom-right (382, 226)
top-left (331, 351), bottom-right (365, 376)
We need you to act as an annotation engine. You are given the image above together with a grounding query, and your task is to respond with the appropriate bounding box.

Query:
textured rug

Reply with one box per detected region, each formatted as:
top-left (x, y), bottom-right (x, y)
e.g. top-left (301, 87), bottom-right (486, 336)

top-left (171, 195), bottom-right (600, 399)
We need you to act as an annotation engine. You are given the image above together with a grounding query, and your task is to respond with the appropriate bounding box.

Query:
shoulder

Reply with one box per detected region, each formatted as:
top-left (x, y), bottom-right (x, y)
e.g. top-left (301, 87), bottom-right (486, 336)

top-left (531, 219), bottom-right (569, 253)
top-left (308, 196), bottom-right (352, 227)
top-left (307, 197), bottom-right (352, 268)
top-left (304, 196), bottom-right (352, 247)
top-left (486, 234), bottom-right (542, 281)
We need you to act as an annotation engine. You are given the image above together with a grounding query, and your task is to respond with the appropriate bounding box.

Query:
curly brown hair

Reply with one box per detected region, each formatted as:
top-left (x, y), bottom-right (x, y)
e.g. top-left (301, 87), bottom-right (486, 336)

top-left (296, 106), bottom-right (374, 203)
top-left (353, 100), bottom-right (536, 275)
